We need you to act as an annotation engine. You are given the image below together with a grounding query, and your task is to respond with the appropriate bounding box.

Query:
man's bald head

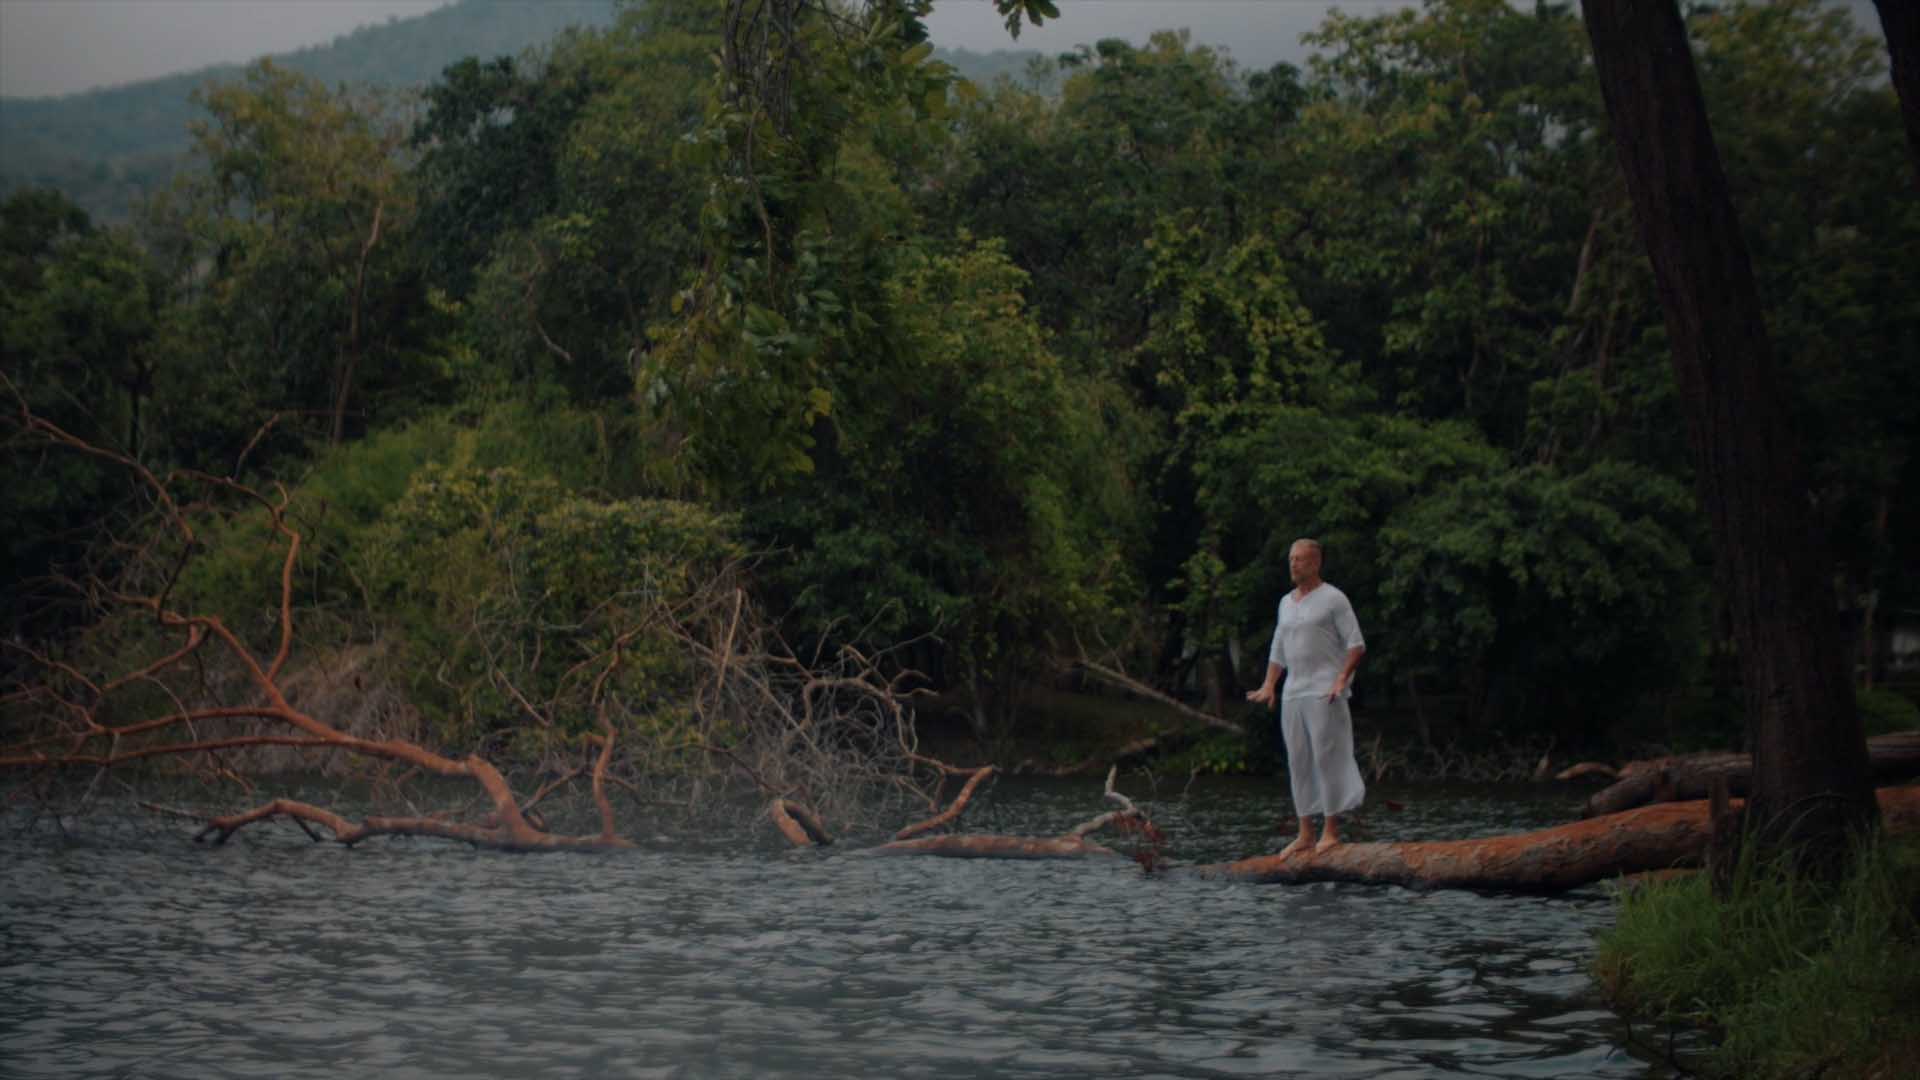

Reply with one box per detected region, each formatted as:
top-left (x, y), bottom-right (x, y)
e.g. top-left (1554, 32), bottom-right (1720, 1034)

top-left (1288, 538), bottom-right (1323, 587)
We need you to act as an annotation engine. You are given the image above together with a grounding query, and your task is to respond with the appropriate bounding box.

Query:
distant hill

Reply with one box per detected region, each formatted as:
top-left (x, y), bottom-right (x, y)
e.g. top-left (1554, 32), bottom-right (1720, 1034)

top-left (0, 1), bottom-right (617, 221)
top-left (0, 0), bottom-right (1043, 224)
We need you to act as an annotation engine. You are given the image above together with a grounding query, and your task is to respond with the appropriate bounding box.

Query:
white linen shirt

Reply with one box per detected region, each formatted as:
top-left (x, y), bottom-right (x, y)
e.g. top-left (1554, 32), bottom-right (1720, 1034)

top-left (1268, 583), bottom-right (1365, 701)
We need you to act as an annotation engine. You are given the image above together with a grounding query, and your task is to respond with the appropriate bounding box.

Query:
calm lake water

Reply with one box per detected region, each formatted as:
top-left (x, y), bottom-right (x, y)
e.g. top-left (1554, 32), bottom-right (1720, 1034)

top-left (1, 777), bottom-right (1682, 1078)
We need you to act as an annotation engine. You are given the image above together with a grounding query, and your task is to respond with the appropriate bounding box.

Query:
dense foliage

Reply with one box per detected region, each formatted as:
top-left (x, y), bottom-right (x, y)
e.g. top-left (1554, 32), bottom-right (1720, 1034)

top-left (3, 0), bottom-right (1914, 763)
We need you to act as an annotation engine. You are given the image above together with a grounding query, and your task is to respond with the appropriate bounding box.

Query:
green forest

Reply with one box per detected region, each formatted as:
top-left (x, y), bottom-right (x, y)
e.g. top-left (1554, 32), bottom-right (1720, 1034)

top-left (4, 0), bottom-right (1917, 774)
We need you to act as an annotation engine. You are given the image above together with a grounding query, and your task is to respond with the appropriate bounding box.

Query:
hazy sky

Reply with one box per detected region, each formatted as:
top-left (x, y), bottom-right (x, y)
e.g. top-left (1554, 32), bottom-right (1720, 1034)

top-left (923, 0), bottom-right (1414, 70)
top-left (0, 0), bottom-right (1421, 99)
top-left (0, 0), bottom-right (1892, 100)
top-left (1, 1), bottom-right (447, 97)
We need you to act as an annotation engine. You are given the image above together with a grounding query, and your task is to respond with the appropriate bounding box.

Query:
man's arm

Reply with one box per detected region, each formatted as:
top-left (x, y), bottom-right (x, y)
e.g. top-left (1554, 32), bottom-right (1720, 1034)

top-left (1328, 646), bottom-right (1365, 700)
top-left (1248, 602), bottom-right (1287, 708)
top-left (1247, 661), bottom-right (1285, 708)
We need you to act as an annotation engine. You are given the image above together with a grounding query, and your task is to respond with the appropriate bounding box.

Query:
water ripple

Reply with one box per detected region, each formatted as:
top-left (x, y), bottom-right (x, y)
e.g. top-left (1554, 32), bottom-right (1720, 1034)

top-left (1, 781), bottom-right (1673, 1078)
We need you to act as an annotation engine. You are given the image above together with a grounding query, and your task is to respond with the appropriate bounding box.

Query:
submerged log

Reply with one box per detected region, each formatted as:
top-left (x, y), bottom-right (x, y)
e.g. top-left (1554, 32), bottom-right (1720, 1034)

top-left (870, 765), bottom-right (1157, 862)
top-left (192, 797), bottom-right (634, 850)
top-left (868, 834), bottom-right (1120, 859)
top-left (1577, 731), bottom-right (1920, 817)
top-left (769, 799), bottom-right (833, 847)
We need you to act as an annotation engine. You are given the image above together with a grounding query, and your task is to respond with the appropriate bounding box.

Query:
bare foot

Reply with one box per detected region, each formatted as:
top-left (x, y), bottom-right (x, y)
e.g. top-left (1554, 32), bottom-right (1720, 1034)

top-left (1276, 836), bottom-right (1310, 860)
top-left (1313, 834), bottom-right (1341, 854)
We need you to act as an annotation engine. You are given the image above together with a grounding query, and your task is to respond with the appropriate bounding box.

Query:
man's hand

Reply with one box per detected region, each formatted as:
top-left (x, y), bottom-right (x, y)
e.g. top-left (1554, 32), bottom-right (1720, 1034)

top-left (1246, 684), bottom-right (1277, 709)
top-left (1328, 647), bottom-right (1363, 702)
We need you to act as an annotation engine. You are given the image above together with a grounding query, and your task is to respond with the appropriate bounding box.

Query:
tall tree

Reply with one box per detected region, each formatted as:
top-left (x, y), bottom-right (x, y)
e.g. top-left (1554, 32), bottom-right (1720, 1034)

top-left (1873, 0), bottom-right (1920, 189)
top-left (1577, 0), bottom-right (1875, 856)
top-left (182, 61), bottom-right (416, 451)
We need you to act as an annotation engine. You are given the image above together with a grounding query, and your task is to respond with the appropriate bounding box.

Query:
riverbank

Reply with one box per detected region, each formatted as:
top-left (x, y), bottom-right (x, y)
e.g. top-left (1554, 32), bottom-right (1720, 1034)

top-left (1593, 830), bottom-right (1920, 1079)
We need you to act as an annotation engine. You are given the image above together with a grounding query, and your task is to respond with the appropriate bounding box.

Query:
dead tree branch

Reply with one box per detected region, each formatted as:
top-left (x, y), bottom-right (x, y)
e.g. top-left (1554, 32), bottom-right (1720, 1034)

top-left (894, 765), bottom-right (996, 841)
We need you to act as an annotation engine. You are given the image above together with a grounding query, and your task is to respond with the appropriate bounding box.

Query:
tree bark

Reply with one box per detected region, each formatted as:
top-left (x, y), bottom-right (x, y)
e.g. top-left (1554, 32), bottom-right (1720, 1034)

top-left (1575, 731), bottom-right (1920, 817)
top-left (1874, 0), bottom-right (1920, 192)
top-left (1578, 0), bottom-right (1877, 858)
top-left (863, 787), bottom-right (1920, 888)
top-left (1191, 785), bottom-right (1920, 891)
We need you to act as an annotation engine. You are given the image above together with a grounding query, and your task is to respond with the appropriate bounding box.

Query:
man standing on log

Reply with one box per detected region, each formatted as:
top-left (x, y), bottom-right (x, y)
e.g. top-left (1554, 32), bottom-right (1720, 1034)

top-left (1247, 538), bottom-right (1368, 858)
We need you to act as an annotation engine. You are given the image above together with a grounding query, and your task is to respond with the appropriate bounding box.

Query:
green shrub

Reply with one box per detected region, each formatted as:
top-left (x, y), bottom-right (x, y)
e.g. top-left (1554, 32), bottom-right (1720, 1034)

top-left (165, 401), bottom-right (665, 622)
top-left (365, 460), bottom-right (742, 751)
top-left (1595, 834), bottom-right (1920, 1078)
top-left (147, 404), bottom-right (739, 756)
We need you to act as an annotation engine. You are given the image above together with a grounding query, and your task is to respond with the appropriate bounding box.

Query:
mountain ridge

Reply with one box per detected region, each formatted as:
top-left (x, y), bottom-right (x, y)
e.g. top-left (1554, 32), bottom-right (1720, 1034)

top-left (1, 0), bottom-right (1043, 222)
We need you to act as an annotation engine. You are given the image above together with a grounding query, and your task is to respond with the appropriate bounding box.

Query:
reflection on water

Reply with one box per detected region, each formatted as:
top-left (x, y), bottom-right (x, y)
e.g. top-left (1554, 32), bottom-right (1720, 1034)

top-left (1, 779), bottom-right (1677, 1078)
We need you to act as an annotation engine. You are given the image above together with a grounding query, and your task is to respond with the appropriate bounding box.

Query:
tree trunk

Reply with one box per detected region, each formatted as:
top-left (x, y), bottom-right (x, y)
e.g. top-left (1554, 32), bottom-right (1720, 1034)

top-left (1575, 731), bottom-right (1920, 817)
top-left (332, 201), bottom-right (383, 447)
top-left (1875, 0), bottom-right (1920, 192)
top-left (1578, 0), bottom-right (1877, 859)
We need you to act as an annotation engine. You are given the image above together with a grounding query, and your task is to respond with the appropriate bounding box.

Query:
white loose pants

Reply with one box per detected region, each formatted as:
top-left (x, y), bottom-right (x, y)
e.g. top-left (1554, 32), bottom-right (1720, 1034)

top-left (1278, 696), bottom-right (1366, 817)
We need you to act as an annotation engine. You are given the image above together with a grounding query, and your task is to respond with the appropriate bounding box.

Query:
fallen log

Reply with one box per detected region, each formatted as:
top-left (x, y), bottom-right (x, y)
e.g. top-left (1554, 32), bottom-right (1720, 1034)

top-left (1578, 731), bottom-right (1920, 817)
top-left (864, 799), bottom-right (1720, 877)
top-left (869, 786), bottom-right (1920, 891)
top-left (1189, 785), bottom-right (1920, 890)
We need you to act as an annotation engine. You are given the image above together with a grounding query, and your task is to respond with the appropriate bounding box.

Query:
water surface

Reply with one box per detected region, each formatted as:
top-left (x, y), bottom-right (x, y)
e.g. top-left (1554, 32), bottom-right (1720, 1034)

top-left (1, 778), bottom-right (1679, 1078)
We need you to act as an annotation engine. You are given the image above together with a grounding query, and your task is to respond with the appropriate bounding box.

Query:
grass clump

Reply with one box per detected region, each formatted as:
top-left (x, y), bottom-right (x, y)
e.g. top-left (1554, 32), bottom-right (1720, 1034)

top-left (1594, 830), bottom-right (1920, 1078)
